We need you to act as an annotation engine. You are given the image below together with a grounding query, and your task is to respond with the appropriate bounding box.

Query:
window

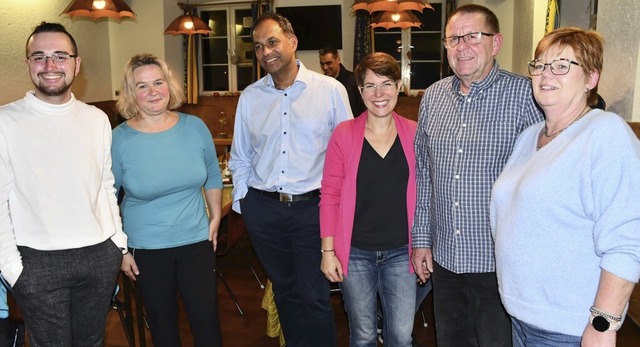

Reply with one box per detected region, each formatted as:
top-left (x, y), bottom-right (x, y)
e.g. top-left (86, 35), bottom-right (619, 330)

top-left (199, 6), bottom-right (254, 93)
top-left (373, 3), bottom-right (445, 93)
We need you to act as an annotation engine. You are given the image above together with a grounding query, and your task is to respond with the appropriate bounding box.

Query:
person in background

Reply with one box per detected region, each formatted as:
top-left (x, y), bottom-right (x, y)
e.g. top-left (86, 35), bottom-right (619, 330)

top-left (320, 46), bottom-right (367, 117)
top-left (113, 53), bottom-right (223, 347)
top-left (0, 22), bottom-right (126, 347)
top-left (320, 52), bottom-right (417, 347)
top-left (229, 12), bottom-right (352, 347)
top-left (410, 4), bottom-right (544, 346)
top-left (491, 27), bottom-right (640, 347)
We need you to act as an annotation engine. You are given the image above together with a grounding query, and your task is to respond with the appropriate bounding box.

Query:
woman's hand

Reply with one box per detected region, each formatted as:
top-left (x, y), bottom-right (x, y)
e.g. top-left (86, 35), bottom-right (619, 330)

top-left (121, 253), bottom-right (140, 281)
top-left (321, 252), bottom-right (344, 282)
top-left (582, 323), bottom-right (616, 347)
top-left (208, 219), bottom-right (219, 252)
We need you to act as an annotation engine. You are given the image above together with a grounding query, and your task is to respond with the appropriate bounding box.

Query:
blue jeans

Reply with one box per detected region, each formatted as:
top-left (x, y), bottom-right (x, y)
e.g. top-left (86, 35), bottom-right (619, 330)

top-left (340, 245), bottom-right (416, 347)
top-left (512, 317), bottom-right (581, 347)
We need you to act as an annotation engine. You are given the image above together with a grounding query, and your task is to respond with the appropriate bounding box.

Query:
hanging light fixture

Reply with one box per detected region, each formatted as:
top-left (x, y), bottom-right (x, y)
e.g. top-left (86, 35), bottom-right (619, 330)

top-left (370, 10), bottom-right (422, 30)
top-left (164, 2), bottom-right (213, 36)
top-left (60, 0), bottom-right (136, 19)
top-left (352, 0), bottom-right (433, 14)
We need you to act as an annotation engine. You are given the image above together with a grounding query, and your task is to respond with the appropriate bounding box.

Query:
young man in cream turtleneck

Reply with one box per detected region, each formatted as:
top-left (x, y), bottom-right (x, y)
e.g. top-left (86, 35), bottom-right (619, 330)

top-left (0, 22), bottom-right (126, 346)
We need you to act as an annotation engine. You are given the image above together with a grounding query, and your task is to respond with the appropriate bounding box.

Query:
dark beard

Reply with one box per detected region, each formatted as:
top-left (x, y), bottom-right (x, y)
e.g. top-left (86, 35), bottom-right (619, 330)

top-left (36, 81), bottom-right (71, 97)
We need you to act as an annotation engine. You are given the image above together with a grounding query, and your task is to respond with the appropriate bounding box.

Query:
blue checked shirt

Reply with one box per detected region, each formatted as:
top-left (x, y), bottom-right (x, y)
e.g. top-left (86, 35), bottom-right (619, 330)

top-left (229, 60), bottom-right (353, 213)
top-left (412, 63), bottom-right (543, 273)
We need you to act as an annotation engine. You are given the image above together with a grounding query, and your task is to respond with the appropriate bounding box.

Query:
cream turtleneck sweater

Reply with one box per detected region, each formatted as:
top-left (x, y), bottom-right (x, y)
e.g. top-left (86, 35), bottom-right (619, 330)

top-left (0, 91), bottom-right (126, 286)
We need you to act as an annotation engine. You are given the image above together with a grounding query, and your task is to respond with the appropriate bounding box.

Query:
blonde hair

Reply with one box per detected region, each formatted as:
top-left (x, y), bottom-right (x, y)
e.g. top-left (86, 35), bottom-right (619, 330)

top-left (116, 53), bottom-right (185, 119)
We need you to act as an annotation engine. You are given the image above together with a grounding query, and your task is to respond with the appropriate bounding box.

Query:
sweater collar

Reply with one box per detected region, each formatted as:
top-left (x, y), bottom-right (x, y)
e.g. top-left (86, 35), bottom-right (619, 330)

top-left (24, 90), bottom-right (77, 116)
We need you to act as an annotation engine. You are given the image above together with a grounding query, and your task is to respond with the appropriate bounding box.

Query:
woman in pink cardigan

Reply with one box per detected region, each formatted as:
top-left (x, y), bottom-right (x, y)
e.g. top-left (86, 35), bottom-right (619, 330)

top-left (319, 52), bottom-right (417, 347)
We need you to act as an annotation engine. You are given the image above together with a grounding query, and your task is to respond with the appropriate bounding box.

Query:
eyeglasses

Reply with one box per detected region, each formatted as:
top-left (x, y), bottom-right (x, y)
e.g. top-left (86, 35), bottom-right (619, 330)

top-left (27, 53), bottom-right (78, 65)
top-left (527, 59), bottom-right (580, 76)
top-left (359, 81), bottom-right (397, 94)
top-left (442, 32), bottom-right (495, 49)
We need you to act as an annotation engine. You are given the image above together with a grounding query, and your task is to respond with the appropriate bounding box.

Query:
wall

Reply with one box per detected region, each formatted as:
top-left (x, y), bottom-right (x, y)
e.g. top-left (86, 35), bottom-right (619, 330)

top-left (0, 0), bottom-right (114, 104)
top-left (108, 0), bottom-right (180, 99)
top-left (597, 0), bottom-right (640, 121)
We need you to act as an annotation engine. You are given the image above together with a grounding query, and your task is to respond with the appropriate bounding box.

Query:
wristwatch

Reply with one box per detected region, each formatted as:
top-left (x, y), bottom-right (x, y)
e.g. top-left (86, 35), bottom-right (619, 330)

top-left (589, 306), bottom-right (622, 332)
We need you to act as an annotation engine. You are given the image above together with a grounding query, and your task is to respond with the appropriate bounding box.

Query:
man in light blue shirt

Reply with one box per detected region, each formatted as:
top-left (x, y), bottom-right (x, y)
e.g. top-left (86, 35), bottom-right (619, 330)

top-left (229, 12), bottom-right (352, 347)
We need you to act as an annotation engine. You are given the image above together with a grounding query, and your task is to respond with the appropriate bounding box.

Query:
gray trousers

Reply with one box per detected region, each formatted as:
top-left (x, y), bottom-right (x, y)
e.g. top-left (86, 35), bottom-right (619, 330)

top-left (11, 239), bottom-right (121, 347)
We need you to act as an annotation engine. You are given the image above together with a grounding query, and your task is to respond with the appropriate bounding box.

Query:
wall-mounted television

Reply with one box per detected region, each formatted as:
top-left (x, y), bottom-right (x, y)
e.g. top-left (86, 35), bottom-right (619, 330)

top-left (275, 5), bottom-right (342, 51)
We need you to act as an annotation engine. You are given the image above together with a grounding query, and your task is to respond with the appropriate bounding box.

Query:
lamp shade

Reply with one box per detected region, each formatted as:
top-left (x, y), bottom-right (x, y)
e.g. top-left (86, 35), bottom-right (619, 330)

top-left (164, 14), bottom-right (213, 36)
top-left (61, 0), bottom-right (136, 19)
top-left (370, 10), bottom-right (422, 30)
top-left (352, 0), bottom-right (433, 14)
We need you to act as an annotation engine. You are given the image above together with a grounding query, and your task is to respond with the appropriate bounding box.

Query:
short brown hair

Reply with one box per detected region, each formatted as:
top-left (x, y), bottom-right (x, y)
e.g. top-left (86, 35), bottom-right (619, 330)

top-left (534, 27), bottom-right (604, 106)
top-left (116, 53), bottom-right (185, 119)
top-left (448, 4), bottom-right (500, 33)
top-left (354, 52), bottom-right (401, 87)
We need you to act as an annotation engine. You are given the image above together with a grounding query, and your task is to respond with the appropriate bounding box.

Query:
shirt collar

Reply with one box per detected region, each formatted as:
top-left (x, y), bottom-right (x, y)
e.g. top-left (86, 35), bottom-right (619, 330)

top-left (262, 59), bottom-right (309, 90)
top-left (451, 60), bottom-right (500, 96)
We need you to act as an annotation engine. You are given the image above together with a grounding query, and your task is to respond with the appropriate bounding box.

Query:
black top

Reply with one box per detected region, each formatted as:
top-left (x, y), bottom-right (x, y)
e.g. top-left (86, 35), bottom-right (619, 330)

top-left (336, 64), bottom-right (367, 117)
top-left (351, 136), bottom-right (409, 250)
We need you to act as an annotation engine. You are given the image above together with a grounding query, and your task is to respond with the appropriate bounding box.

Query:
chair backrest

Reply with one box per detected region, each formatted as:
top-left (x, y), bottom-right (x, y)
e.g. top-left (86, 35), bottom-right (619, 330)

top-left (216, 210), bottom-right (247, 256)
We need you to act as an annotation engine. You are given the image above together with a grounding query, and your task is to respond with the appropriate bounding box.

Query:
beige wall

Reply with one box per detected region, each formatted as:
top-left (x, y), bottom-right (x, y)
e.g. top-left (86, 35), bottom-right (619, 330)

top-left (597, 0), bottom-right (640, 121)
top-left (0, 0), bottom-right (113, 104)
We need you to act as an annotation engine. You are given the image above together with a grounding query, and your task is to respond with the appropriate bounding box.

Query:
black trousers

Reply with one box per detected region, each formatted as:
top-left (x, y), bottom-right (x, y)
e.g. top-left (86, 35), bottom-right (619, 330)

top-left (133, 240), bottom-right (222, 347)
top-left (431, 261), bottom-right (512, 347)
top-left (241, 188), bottom-right (336, 347)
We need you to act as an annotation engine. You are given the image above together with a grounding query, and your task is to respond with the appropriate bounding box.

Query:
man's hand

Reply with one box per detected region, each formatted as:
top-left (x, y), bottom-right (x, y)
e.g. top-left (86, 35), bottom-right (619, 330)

top-left (411, 248), bottom-right (433, 284)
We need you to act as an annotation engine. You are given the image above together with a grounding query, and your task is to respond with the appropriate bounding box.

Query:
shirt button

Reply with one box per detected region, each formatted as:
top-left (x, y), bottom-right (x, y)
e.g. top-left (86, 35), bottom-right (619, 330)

top-left (281, 170), bottom-right (285, 173)
top-left (454, 229), bottom-right (461, 235)
top-left (461, 123), bottom-right (467, 128)
top-left (454, 174), bottom-right (460, 180)
top-left (279, 187), bottom-right (283, 191)
top-left (282, 151), bottom-right (286, 154)
top-left (458, 148), bottom-right (463, 153)
top-left (284, 93), bottom-right (288, 96)
top-left (284, 131), bottom-right (287, 135)
top-left (284, 112), bottom-right (287, 115)
top-left (454, 202), bottom-right (459, 207)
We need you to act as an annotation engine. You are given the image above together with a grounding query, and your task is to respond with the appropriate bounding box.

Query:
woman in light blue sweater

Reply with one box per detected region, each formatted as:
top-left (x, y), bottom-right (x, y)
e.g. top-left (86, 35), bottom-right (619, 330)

top-left (491, 28), bottom-right (640, 347)
top-left (112, 54), bottom-right (223, 347)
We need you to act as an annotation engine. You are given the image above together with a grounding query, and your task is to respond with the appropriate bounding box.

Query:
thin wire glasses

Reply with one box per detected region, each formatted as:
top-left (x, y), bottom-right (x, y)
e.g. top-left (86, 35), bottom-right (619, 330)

top-left (528, 59), bottom-right (580, 76)
top-left (442, 32), bottom-right (495, 49)
top-left (359, 81), bottom-right (397, 94)
top-left (27, 53), bottom-right (78, 66)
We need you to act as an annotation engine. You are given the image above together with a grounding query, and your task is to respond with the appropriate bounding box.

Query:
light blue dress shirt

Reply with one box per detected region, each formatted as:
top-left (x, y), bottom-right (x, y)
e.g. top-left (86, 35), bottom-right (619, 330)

top-left (229, 60), bottom-right (353, 213)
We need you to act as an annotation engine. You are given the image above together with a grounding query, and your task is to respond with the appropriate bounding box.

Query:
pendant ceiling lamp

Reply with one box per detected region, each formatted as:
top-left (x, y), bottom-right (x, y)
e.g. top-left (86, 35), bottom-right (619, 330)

top-left (164, 2), bottom-right (213, 36)
top-left (370, 10), bottom-right (422, 30)
top-left (352, 0), bottom-right (433, 14)
top-left (61, 0), bottom-right (136, 19)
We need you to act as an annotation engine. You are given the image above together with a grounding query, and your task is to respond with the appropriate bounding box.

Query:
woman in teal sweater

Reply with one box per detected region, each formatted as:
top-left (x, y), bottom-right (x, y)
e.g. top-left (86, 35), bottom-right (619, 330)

top-left (112, 54), bottom-right (223, 347)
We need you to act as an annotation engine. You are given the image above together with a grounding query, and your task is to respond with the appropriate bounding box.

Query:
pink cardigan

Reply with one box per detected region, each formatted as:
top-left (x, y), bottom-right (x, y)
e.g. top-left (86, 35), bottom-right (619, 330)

top-left (319, 112), bottom-right (417, 277)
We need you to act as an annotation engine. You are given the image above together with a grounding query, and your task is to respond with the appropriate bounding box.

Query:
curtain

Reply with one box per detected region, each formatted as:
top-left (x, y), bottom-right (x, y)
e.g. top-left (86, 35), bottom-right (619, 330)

top-left (353, 10), bottom-right (371, 67)
top-left (186, 34), bottom-right (198, 104)
top-left (546, 0), bottom-right (560, 33)
top-left (181, 7), bottom-right (201, 104)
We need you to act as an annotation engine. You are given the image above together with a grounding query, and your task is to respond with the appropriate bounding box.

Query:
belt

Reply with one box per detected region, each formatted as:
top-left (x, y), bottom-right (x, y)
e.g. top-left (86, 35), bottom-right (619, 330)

top-left (251, 187), bottom-right (320, 202)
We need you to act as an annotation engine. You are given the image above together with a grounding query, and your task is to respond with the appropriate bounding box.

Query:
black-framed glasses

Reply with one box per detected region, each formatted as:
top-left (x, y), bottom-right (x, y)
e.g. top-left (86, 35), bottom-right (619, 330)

top-left (27, 53), bottom-right (78, 66)
top-left (527, 59), bottom-right (580, 76)
top-left (442, 32), bottom-right (495, 49)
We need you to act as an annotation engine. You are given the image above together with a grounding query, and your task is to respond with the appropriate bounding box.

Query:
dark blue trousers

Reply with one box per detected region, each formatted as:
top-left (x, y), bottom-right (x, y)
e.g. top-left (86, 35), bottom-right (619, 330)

top-left (241, 188), bottom-right (336, 347)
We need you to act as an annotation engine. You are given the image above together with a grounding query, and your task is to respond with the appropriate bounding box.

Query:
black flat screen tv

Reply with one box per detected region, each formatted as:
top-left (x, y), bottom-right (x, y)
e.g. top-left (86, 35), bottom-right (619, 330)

top-left (275, 5), bottom-right (342, 51)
